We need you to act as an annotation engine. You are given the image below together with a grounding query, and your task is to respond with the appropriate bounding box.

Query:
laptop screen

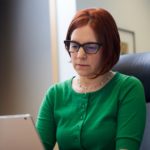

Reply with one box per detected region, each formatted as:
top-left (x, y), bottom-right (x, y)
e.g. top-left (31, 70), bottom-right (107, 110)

top-left (0, 114), bottom-right (44, 150)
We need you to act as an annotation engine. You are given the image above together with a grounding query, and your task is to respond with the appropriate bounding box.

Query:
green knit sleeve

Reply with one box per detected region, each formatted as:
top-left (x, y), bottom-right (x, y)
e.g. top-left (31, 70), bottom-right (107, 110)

top-left (116, 76), bottom-right (146, 150)
top-left (36, 87), bottom-right (56, 150)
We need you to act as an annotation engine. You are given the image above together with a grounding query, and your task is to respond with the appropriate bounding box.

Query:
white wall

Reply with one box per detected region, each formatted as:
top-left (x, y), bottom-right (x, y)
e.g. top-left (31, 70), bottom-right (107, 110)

top-left (56, 0), bottom-right (77, 81)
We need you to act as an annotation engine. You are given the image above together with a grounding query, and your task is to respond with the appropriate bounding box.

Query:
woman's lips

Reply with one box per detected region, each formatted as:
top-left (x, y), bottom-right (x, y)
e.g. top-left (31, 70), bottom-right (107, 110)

top-left (76, 64), bottom-right (89, 68)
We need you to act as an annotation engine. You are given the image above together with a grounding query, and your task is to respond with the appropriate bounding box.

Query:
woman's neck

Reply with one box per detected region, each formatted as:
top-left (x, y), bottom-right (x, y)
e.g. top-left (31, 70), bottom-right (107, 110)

top-left (73, 71), bottom-right (115, 93)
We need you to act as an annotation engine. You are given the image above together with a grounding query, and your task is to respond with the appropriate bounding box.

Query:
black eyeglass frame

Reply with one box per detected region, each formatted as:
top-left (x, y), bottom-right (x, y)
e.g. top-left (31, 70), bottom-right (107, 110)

top-left (64, 40), bottom-right (103, 54)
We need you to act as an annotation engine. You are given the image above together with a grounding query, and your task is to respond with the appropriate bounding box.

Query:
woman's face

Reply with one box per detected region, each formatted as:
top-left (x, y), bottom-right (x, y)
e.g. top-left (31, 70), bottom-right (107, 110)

top-left (70, 25), bottom-right (103, 78)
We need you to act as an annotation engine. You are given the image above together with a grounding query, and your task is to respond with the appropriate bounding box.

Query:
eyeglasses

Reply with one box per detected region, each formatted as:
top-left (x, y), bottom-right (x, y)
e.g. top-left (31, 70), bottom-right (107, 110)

top-left (64, 40), bottom-right (103, 54)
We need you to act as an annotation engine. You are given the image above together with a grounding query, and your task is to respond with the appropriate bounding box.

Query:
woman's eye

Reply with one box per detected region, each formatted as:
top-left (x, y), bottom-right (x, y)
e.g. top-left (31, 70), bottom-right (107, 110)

top-left (86, 45), bottom-right (98, 51)
top-left (87, 46), bottom-right (96, 50)
top-left (70, 44), bottom-right (79, 49)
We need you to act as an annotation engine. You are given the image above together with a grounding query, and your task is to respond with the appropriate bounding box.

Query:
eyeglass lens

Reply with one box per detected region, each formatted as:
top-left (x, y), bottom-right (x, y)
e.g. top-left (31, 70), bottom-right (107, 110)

top-left (65, 41), bottom-right (101, 54)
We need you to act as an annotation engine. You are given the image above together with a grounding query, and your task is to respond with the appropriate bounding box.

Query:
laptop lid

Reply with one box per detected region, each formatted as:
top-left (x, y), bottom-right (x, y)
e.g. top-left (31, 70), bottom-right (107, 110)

top-left (0, 114), bottom-right (44, 150)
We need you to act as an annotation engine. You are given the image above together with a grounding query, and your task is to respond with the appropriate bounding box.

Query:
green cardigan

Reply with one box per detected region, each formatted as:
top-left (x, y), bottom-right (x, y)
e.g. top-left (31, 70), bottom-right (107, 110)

top-left (36, 72), bottom-right (146, 150)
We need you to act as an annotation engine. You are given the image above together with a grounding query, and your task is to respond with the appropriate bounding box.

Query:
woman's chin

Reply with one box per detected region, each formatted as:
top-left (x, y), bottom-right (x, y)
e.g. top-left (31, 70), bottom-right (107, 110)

top-left (76, 71), bottom-right (94, 78)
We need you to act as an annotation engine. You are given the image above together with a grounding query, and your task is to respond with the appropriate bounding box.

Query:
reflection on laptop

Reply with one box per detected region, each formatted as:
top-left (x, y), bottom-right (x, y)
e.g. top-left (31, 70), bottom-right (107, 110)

top-left (0, 114), bottom-right (44, 150)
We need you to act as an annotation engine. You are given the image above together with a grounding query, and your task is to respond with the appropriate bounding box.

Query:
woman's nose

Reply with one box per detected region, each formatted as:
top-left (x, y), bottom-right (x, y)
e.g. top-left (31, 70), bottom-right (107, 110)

top-left (77, 47), bottom-right (86, 58)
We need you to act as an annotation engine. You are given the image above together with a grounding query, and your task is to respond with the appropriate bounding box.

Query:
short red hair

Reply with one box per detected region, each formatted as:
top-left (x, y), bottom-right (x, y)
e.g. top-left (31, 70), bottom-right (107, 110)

top-left (65, 8), bottom-right (120, 75)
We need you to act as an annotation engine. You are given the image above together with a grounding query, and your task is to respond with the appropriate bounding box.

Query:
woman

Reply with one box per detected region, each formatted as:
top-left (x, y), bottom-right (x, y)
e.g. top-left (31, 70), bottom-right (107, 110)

top-left (36, 8), bottom-right (146, 150)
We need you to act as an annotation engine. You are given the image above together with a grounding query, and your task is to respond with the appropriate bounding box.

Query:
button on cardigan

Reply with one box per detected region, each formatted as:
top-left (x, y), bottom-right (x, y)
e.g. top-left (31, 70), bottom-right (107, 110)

top-left (36, 72), bottom-right (146, 150)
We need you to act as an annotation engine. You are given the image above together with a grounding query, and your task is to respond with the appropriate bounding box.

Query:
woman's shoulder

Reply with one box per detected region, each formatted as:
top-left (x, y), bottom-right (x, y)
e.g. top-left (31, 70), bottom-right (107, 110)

top-left (117, 72), bottom-right (143, 84)
top-left (46, 77), bottom-right (73, 94)
top-left (41, 78), bottom-right (73, 105)
top-left (114, 72), bottom-right (145, 105)
top-left (116, 72), bottom-right (144, 94)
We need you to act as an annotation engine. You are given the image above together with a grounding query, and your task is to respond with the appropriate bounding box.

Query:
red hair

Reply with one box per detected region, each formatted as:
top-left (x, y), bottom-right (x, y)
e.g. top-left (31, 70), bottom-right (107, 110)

top-left (65, 8), bottom-right (120, 75)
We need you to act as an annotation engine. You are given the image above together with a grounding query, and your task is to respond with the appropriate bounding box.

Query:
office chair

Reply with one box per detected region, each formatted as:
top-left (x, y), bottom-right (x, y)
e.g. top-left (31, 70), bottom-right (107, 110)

top-left (113, 52), bottom-right (150, 150)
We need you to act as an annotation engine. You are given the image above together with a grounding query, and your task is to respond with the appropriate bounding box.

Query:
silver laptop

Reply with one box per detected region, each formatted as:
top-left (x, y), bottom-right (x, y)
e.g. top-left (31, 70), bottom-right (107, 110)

top-left (0, 114), bottom-right (44, 150)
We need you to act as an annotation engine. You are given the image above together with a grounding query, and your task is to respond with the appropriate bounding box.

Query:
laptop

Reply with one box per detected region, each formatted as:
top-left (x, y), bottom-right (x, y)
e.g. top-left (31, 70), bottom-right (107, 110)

top-left (0, 114), bottom-right (44, 150)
